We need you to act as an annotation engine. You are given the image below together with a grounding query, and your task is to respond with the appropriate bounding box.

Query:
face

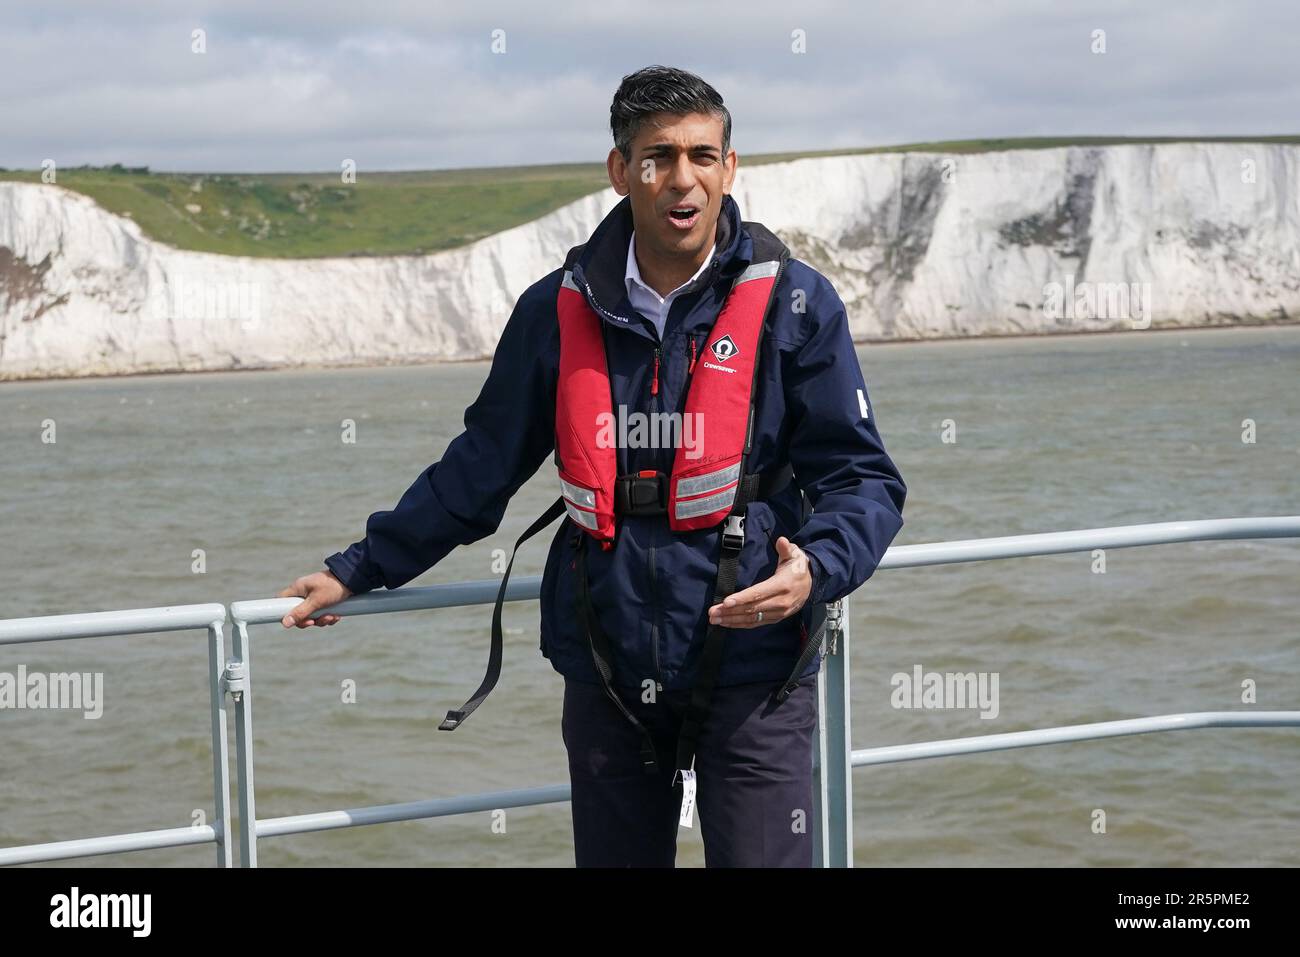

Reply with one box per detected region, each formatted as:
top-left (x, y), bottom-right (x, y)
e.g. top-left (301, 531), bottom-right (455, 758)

top-left (607, 111), bottom-right (737, 263)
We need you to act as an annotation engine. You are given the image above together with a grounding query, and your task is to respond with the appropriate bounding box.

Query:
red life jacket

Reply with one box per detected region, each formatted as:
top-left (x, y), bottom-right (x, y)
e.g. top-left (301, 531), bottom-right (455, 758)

top-left (555, 238), bottom-right (786, 543)
top-left (437, 221), bottom-right (828, 789)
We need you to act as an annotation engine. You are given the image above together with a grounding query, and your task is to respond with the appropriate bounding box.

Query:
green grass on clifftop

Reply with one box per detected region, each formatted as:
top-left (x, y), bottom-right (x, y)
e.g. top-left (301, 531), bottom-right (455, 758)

top-left (2, 135), bottom-right (1296, 259)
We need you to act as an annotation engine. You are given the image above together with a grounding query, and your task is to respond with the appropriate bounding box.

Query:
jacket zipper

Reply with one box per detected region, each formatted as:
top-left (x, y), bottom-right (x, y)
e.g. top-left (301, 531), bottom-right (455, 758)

top-left (647, 332), bottom-right (665, 689)
top-left (648, 545), bottom-right (664, 689)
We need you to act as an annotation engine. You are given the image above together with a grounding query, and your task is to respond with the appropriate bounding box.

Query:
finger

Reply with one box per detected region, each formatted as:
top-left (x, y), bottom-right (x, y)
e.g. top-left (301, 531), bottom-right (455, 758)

top-left (711, 603), bottom-right (788, 628)
top-left (276, 583), bottom-right (303, 599)
top-left (302, 606), bottom-right (346, 628)
top-left (708, 593), bottom-right (790, 626)
top-left (718, 577), bottom-right (781, 612)
top-left (709, 600), bottom-right (751, 623)
top-left (709, 606), bottom-right (757, 628)
top-left (283, 597), bottom-right (320, 628)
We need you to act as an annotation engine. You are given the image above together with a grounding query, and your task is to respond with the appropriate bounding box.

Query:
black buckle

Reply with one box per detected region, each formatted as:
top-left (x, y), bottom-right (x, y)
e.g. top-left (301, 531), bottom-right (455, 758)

top-left (615, 472), bottom-right (667, 515)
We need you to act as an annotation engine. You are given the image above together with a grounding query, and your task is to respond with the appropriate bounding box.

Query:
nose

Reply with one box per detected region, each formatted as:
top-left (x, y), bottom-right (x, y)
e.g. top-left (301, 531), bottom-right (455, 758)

top-left (664, 151), bottom-right (700, 196)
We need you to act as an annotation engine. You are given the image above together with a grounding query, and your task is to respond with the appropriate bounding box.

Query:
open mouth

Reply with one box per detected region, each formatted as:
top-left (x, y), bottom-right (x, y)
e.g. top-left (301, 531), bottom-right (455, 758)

top-left (666, 205), bottom-right (701, 230)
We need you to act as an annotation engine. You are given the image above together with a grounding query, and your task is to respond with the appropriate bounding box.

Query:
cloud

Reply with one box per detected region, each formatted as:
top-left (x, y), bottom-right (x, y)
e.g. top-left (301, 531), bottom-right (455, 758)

top-left (1, 0), bottom-right (1296, 172)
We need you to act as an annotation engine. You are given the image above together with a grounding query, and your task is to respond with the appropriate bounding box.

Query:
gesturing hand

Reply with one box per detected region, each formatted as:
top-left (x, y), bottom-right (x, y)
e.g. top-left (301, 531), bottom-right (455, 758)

top-left (707, 536), bottom-right (812, 629)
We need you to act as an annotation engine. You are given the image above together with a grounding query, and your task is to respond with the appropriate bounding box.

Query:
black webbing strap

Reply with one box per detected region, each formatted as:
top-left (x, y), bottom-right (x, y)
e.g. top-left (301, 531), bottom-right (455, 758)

top-left (776, 488), bottom-right (829, 702)
top-left (576, 542), bottom-right (662, 775)
top-left (756, 462), bottom-right (795, 500)
top-left (671, 471), bottom-right (763, 783)
top-left (775, 600), bottom-right (828, 702)
top-left (614, 462), bottom-right (794, 517)
top-left (438, 495), bottom-right (566, 732)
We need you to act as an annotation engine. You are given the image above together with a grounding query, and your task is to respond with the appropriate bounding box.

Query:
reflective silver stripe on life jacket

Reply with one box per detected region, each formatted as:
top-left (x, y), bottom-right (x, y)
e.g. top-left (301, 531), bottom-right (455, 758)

top-left (561, 270), bottom-right (581, 292)
top-left (563, 499), bottom-right (600, 529)
top-left (559, 476), bottom-right (596, 509)
top-left (733, 260), bottom-right (780, 285)
top-left (675, 462), bottom-right (741, 500)
top-left (673, 484), bottom-right (738, 520)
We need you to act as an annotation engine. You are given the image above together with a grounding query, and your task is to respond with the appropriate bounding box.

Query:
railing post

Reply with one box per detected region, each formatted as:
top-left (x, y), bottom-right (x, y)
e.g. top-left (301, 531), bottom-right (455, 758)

top-left (813, 596), bottom-right (853, 867)
top-left (226, 619), bottom-right (258, 867)
top-left (0, 602), bottom-right (234, 866)
top-left (207, 617), bottom-right (234, 867)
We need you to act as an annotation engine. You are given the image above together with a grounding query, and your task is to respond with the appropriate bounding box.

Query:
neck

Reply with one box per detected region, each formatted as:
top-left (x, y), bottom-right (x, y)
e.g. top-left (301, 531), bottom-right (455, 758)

top-left (635, 240), bottom-right (712, 298)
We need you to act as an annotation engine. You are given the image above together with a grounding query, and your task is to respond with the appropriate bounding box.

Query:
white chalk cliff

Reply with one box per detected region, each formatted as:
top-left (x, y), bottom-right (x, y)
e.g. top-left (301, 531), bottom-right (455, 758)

top-left (2, 143), bottom-right (1298, 380)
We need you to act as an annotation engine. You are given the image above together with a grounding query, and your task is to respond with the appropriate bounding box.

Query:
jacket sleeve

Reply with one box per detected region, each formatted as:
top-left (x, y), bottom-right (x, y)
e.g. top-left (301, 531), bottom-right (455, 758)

top-left (784, 271), bottom-right (907, 605)
top-left (323, 274), bottom-right (560, 593)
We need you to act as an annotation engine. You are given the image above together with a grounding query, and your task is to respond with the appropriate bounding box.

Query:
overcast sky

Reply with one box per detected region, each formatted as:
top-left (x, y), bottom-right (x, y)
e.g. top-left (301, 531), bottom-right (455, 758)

top-left (2, 0), bottom-right (1296, 173)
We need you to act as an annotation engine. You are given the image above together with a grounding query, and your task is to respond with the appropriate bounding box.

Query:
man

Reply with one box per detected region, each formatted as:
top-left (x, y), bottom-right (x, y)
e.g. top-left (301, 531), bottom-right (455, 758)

top-left (279, 65), bottom-right (906, 867)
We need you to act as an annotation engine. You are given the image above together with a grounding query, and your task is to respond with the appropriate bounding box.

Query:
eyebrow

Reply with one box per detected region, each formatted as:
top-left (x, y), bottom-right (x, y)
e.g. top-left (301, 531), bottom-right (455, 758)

top-left (641, 143), bottom-right (720, 155)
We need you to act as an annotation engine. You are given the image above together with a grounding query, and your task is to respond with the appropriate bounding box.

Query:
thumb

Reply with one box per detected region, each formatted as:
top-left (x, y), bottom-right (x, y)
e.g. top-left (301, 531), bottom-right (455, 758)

top-left (774, 535), bottom-right (800, 561)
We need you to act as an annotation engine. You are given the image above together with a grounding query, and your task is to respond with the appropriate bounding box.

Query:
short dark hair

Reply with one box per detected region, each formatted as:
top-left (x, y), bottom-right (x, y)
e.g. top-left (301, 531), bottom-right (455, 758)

top-left (609, 65), bottom-right (732, 164)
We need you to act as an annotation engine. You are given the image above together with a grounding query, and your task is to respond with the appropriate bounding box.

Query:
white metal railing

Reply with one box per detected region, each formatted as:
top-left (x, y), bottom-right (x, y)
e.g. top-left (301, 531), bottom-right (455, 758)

top-left (2, 515), bottom-right (1298, 867)
top-left (0, 604), bottom-right (233, 866)
top-left (851, 712), bottom-right (1300, 766)
top-left (224, 577), bottom-right (549, 867)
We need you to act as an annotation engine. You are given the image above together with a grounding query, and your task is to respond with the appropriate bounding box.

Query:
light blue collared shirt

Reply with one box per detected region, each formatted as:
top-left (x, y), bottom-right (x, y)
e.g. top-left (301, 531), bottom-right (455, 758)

top-left (625, 233), bottom-right (717, 341)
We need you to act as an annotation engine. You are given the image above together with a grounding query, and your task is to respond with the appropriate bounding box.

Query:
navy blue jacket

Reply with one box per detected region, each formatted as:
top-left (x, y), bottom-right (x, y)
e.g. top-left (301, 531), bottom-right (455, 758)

top-left (325, 193), bottom-right (907, 691)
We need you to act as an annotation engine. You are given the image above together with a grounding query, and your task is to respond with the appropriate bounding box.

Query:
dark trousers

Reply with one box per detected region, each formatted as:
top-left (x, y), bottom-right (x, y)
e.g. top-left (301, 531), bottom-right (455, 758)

top-left (560, 672), bottom-right (819, 867)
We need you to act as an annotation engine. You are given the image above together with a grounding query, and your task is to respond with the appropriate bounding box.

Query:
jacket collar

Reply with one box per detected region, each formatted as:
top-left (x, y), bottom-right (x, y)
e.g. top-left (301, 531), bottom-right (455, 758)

top-left (572, 192), bottom-right (750, 338)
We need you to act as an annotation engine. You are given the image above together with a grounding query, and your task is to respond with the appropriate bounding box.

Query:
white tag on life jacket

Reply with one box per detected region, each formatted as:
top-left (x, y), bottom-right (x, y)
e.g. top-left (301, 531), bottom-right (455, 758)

top-left (678, 769), bottom-right (697, 828)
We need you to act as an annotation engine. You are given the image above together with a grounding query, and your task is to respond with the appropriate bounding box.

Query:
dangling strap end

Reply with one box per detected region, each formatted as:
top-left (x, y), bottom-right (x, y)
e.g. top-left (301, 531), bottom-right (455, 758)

top-left (438, 710), bottom-right (465, 731)
top-left (639, 743), bottom-right (659, 775)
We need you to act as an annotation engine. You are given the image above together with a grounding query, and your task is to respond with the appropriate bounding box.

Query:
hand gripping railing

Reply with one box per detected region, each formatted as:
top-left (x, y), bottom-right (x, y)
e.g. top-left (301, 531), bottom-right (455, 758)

top-left (0, 604), bottom-right (234, 866)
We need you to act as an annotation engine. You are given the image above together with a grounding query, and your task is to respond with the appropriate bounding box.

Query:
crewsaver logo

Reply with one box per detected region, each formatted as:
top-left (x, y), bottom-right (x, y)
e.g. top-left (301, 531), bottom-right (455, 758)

top-left (710, 335), bottom-right (739, 362)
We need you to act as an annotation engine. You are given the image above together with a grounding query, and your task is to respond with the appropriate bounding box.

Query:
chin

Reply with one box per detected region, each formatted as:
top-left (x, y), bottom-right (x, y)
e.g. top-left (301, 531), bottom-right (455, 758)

top-left (675, 214), bottom-right (719, 245)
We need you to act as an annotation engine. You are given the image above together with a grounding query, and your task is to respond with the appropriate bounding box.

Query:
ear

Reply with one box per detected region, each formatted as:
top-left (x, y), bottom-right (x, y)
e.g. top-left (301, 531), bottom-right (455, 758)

top-left (607, 147), bottom-right (630, 196)
top-left (722, 147), bottom-right (738, 194)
